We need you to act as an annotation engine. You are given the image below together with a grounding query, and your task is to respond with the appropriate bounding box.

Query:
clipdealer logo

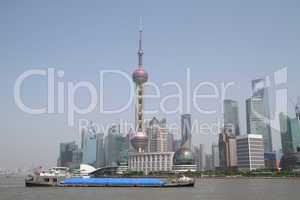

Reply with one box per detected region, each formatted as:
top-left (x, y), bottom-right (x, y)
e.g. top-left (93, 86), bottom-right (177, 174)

top-left (13, 67), bottom-right (237, 129)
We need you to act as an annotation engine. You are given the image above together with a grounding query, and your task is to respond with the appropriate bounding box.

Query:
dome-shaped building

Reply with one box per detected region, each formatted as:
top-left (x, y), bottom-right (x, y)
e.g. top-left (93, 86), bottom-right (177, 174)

top-left (173, 147), bottom-right (195, 165)
top-left (172, 114), bottom-right (196, 172)
top-left (173, 147), bottom-right (196, 172)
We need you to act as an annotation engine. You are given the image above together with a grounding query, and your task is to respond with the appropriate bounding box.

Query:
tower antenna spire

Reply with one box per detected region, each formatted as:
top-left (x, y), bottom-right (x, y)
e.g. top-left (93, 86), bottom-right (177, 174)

top-left (138, 17), bottom-right (143, 68)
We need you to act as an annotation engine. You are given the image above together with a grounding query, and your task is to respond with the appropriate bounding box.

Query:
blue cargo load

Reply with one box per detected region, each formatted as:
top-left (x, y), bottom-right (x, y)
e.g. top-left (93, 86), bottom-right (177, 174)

top-left (62, 178), bottom-right (166, 187)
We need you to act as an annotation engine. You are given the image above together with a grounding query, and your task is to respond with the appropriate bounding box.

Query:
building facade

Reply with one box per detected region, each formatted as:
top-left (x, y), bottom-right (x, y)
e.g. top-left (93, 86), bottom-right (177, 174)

top-left (96, 133), bottom-right (105, 168)
top-left (279, 113), bottom-right (300, 154)
top-left (205, 154), bottom-right (213, 171)
top-left (81, 125), bottom-right (97, 167)
top-left (105, 125), bottom-right (129, 166)
top-left (146, 117), bottom-right (171, 153)
top-left (212, 144), bottom-right (220, 170)
top-left (193, 144), bottom-right (205, 171)
top-left (236, 134), bottom-right (265, 171)
top-left (128, 152), bottom-right (174, 173)
top-left (181, 114), bottom-right (192, 149)
top-left (224, 99), bottom-right (240, 136)
top-left (58, 141), bottom-right (81, 168)
top-left (218, 131), bottom-right (237, 170)
top-left (246, 78), bottom-right (272, 153)
top-left (279, 108), bottom-right (300, 171)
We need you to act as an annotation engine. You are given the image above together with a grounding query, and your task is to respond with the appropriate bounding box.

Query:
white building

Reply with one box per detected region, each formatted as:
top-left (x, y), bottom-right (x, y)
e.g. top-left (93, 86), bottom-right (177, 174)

top-left (128, 152), bottom-right (174, 174)
top-left (146, 117), bottom-right (171, 153)
top-left (236, 134), bottom-right (265, 171)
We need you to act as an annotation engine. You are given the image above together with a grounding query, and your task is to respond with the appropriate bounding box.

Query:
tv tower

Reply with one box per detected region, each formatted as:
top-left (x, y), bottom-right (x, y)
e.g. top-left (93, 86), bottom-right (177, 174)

top-left (130, 23), bottom-right (149, 152)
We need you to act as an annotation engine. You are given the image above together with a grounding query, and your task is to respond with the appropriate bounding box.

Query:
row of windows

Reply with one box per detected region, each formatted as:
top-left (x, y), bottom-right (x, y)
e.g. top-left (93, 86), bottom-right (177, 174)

top-left (130, 163), bottom-right (172, 170)
top-left (130, 156), bottom-right (172, 162)
top-left (130, 161), bottom-right (172, 166)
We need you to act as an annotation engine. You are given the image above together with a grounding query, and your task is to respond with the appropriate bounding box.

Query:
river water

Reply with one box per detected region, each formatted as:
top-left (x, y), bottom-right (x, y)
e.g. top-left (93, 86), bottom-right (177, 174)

top-left (0, 176), bottom-right (299, 200)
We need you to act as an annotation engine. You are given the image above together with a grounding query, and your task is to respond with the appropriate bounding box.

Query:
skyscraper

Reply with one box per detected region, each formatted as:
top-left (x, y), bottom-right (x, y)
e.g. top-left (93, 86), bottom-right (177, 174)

top-left (181, 114), bottom-right (192, 149)
top-left (81, 124), bottom-right (97, 167)
top-left (96, 133), bottom-right (105, 168)
top-left (246, 78), bottom-right (272, 153)
top-left (58, 141), bottom-right (81, 168)
top-left (105, 124), bottom-right (129, 166)
top-left (166, 132), bottom-right (175, 152)
top-left (218, 130), bottom-right (237, 170)
top-left (279, 113), bottom-right (300, 154)
top-left (279, 101), bottom-right (300, 170)
top-left (223, 99), bottom-right (240, 136)
top-left (193, 144), bottom-right (205, 171)
top-left (211, 144), bottom-right (220, 170)
top-left (146, 117), bottom-right (172, 152)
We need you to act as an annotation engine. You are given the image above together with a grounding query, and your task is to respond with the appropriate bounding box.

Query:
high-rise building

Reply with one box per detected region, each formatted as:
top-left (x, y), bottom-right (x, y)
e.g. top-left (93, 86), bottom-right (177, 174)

top-left (236, 134), bottom-right (265, 171)
top-left (181, 114), bottom-right (192, 149)
top-left (105, 124), bottom-right (129, 166)
top-left (193, 144), bottom-right (205, 171)
top-left (166, 132), bottom-right (175, 152)
top-left (246, 78), bottom-right (272, 153)
top-left (146, 117), bottom-right (172, 152)
top-left (218, 130), bottom-right (237, 170)
top-left (81, 125), bottom-right (97, 167)
top-left (58, 141), bottom-right (81, 168)
top-left (211, 144), bottom-right (220, 170)
top-left (205, 154), bottom-right (213, 171)
top-left (223, 99), bottom-right (240, 136)
top-left (96, 133), bottom-right (105, 168)
top-left (279, 108), bottom-right (300, 171)
top-left (279, 113), bottom-right (300, 154)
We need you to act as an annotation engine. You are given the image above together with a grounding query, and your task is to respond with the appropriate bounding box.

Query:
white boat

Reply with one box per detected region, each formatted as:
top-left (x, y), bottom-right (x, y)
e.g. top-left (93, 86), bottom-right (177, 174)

top-left (25, 167), bottom-right (70, 187)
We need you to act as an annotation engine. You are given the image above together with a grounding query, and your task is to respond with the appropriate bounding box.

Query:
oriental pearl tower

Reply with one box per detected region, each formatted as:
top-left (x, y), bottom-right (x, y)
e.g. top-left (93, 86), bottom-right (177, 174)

top-left (130, 26), bottom-right (148, 153)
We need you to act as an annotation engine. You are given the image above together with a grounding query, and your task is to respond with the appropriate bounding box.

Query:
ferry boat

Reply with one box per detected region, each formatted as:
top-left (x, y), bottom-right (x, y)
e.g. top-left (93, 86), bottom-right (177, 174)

top-left (25, 167), bottom-right (70, 187)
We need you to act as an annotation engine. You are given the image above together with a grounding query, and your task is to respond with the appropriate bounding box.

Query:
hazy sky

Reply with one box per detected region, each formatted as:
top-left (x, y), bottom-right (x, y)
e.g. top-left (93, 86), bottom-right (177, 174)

top-left (1, 0), bottom-right (300, 169)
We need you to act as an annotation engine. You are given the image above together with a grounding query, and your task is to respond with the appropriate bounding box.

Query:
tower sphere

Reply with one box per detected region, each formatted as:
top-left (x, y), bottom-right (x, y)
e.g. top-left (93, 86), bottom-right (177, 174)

top-left (132, 68), bottom-right (148, 84)
top-left (130, 131), bottom-right (148, 151)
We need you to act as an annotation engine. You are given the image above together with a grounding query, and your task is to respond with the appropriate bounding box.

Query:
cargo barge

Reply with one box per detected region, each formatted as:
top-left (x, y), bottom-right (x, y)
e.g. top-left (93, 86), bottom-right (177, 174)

top-left (60, 177), bottom-right (194, 187)
top-left (26, 176), bottom-right (194, 188)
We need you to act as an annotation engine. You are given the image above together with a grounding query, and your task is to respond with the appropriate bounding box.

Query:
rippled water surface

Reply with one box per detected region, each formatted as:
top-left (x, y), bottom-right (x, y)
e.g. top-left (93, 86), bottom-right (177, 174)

top-left (1, 176), bottom-right (299, 200)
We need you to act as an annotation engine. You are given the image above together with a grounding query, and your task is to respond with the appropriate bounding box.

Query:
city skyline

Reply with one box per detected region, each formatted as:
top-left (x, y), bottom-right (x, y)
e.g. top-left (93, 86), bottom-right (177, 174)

top-left (1, 0), bottom-right (300, 169)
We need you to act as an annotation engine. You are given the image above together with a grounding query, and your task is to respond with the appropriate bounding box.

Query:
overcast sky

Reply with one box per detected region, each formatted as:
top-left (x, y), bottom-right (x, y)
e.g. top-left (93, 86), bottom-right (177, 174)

top-left (1, 0), bottom-right (300, 170)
